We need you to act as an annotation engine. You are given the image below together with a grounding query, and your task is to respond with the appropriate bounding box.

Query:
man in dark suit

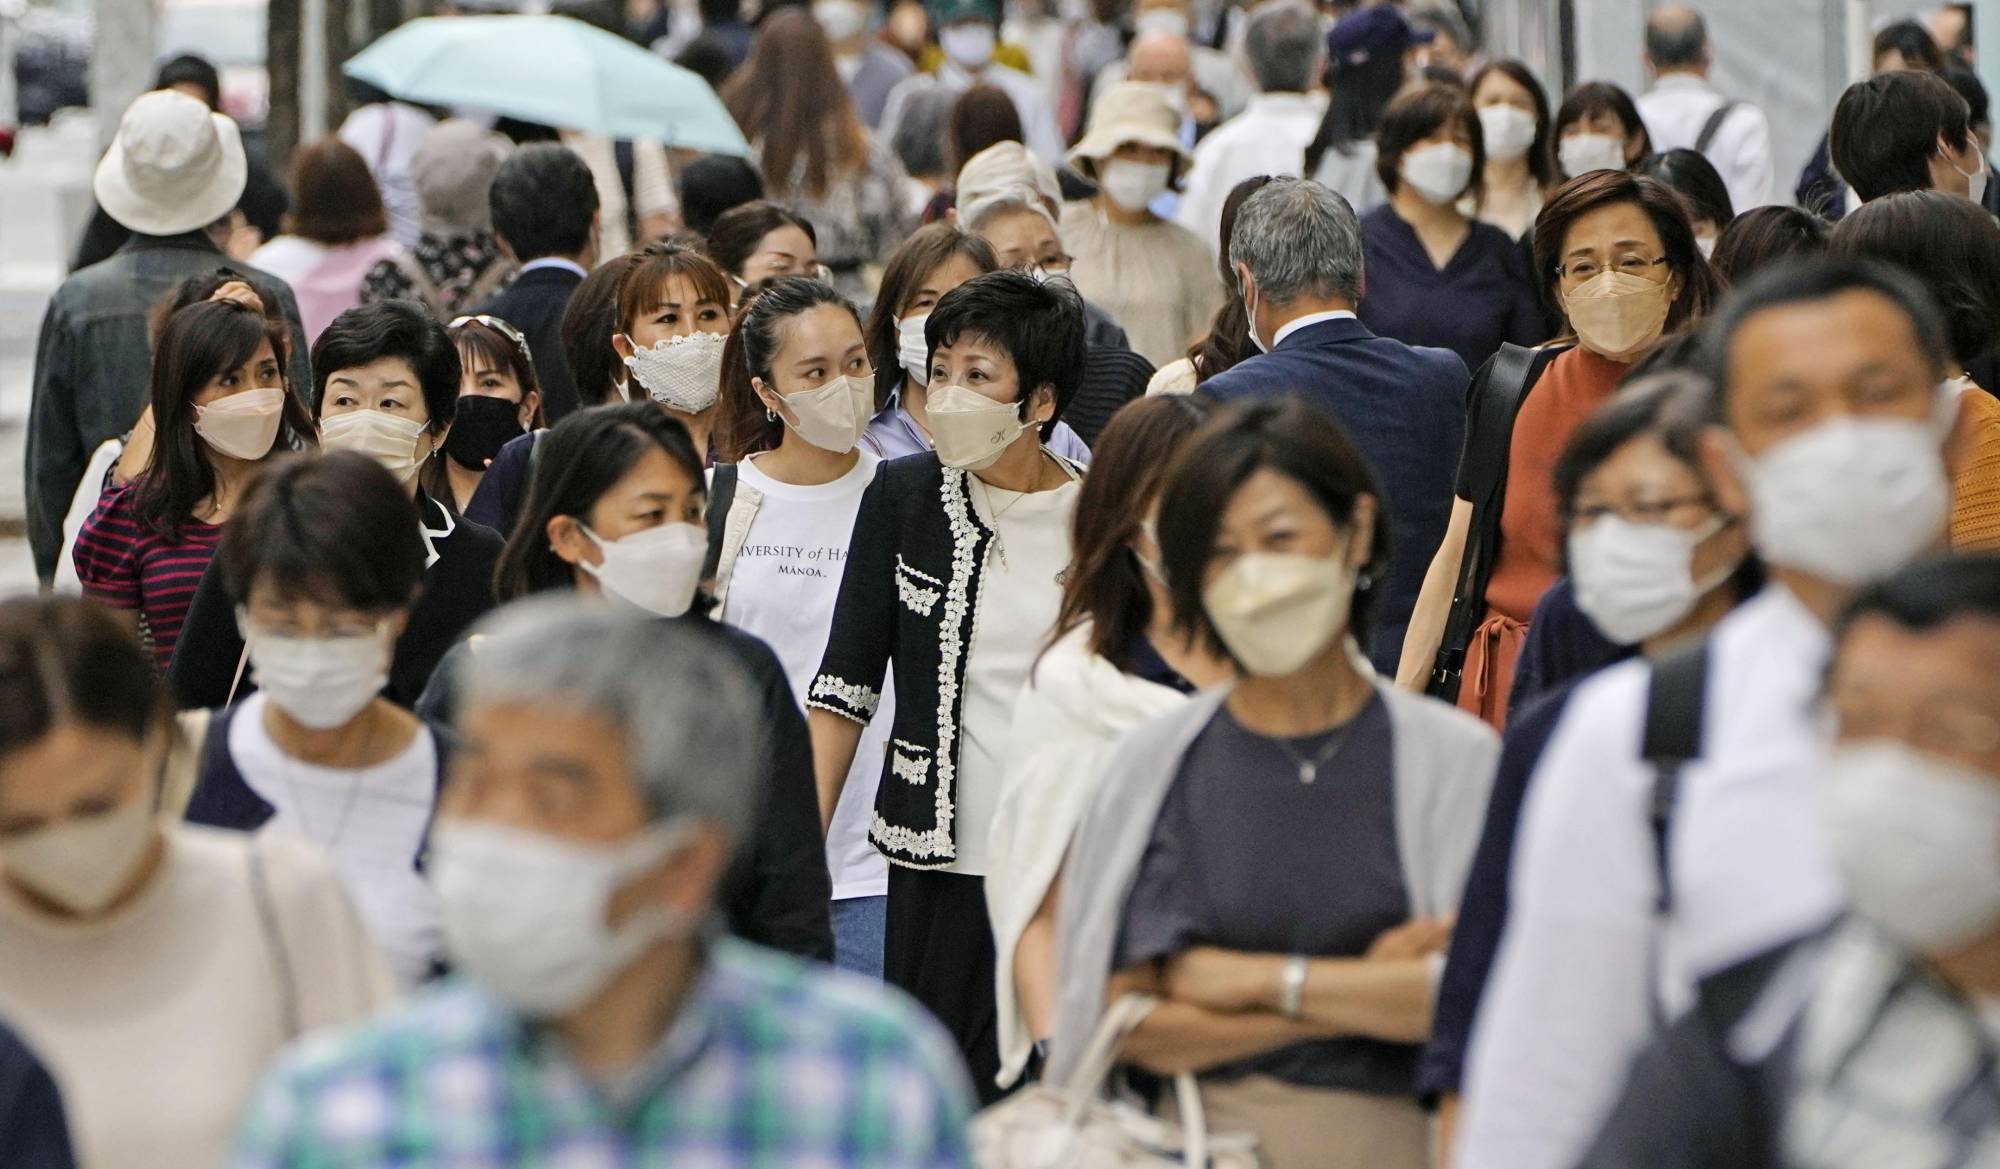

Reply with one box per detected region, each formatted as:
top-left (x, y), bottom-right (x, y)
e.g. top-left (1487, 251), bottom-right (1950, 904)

top-left (476, 143), bottom-right (602, 423)
top-left (1200, 177), bottom-right (1470, 675)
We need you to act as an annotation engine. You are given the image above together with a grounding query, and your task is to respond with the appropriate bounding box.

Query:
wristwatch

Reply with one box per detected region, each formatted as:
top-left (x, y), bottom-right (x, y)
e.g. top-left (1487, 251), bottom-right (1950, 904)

top-left (1279, 954), bottom-right (1309, 1018)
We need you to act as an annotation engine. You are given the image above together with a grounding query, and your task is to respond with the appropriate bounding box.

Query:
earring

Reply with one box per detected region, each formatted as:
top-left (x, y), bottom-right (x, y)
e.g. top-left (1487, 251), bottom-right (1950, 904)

top-left (766, 407), bottom-right (778, 422)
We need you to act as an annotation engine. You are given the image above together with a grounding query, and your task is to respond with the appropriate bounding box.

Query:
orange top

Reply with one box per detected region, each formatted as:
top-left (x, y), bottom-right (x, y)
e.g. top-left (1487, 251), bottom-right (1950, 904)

top-left (1484, 346), bottom-right (1633, 622)
top-left (1951, 386), bottom-right (2000, 551)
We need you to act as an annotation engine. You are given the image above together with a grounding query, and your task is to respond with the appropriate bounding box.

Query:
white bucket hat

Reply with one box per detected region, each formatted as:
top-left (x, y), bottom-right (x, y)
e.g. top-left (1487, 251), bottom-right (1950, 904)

top-left (94, 90), bottom-right (249, 237)
top-left (955, 140), bottom-right (1063, 225)
top-left (1066, 83), bottom-right (1190, 176)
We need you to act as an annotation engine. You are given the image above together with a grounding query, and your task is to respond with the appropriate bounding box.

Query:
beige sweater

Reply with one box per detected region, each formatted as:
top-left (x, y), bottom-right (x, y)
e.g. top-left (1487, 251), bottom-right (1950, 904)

top-left (0, 824), bottom-right (395, 1169)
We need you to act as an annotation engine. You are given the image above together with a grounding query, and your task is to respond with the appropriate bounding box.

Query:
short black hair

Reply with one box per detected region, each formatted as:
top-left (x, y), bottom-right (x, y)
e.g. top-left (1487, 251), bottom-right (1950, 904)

top-left (218, 451), bottom-right (427, 611)
top-left (1829, 189), bottom-right (2000, 365)
top-left (706, 201), bottom-right (817, 280)
top-left (1374, 81), bottom-right (1484, 202)
top-left (1873, 18), bottom-right (1945, 73)
top-left (1829, 71), bottom-right (1972, 203)
top-left (1837, 553), bottom-right (2000, 641)
top-left (1699, 256), bottom-right (1950, 418)
top-left (1635, 148), bottom-right (1734, 229)
top-left (1709, 205), bottom-right (1829, 284)
top-left (1942, 65), bottom-right (1991, 131)
top-left (926, 270), bottom-right (1086, 427)
top-left (1154, 397), bottom-right (1392, 659)
top-left (0, 597), bottom-right (164, 758)
top-left (677, 154), bottom-right (765, 235)
top-left (311, 300), bottom-right (464, 431)
top-left (154, 53), bottom-right (221, 108)
top-left (489, 143), bottom-right (600, 261)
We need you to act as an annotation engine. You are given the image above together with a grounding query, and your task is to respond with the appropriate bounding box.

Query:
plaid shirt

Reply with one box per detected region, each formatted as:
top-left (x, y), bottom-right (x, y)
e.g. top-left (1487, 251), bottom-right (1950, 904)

top-left (230, 938), bottom-right (977, 1168)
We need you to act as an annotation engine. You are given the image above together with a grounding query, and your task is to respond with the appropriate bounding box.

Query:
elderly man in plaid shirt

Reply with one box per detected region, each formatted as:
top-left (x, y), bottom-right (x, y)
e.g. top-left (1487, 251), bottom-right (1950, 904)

top-left (229, 598), bottom-right (976, 1169)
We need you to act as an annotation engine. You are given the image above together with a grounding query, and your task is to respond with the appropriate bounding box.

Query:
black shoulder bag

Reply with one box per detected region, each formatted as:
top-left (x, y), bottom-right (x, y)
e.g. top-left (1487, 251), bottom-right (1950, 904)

top-left (1642, 637), bottom-right (1711, 1025)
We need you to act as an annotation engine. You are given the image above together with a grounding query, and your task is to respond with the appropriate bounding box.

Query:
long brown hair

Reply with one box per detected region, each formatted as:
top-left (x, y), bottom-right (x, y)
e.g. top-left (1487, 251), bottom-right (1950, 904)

top-left (614, 241), bottom-right (736, 340)
top-left (1187, 175), bottom-right (1273, 381)
top-left (286, 137), bottom-right (389, 245)
top-left (1050, 395), bottom-right (1217, 673)
top-left (722, 8), bottom-right (868, 198)
top-left (863, 224), bottom-right (997, 409)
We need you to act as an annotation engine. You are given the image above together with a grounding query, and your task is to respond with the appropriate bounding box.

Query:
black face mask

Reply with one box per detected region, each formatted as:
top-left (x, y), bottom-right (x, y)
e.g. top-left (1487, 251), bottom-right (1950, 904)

top-left (442, 394), bottom-right (527, 471)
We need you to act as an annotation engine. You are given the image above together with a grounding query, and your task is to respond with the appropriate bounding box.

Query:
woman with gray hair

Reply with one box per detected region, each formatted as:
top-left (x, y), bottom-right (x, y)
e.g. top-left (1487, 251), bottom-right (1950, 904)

top-left (360, 119), bottom-right (519, 320)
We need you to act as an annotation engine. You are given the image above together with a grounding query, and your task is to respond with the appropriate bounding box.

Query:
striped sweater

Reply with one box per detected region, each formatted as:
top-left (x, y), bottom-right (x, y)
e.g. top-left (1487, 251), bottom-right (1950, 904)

top-left (72, 482), bottom-right (221, 671)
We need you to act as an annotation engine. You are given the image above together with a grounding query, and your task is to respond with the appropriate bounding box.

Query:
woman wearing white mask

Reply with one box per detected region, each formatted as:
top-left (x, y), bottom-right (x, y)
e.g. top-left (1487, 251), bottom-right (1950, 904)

top-left (183, 452), bottom-right (448, 988)
top-left (708, 277), bottom-right (892, 978)
top-left (1572, 553), bottom-right (2000, 1169)
top-left (1048, 398), bottom-right (1497, 1169)
top-left (1551, 81), bottom-right (1653, 182)
top-left (1356, 83), bottom-right (1545, 376)
top-left (1058, 83), bottom-right (1224, 368)
top-left (859, 223), bottom-right (1092, 461)
top-left (1468, 59), bottom-right (1555, 241)
top-left (1399, 170), bottom-right (1721, 729)
top-left (75, 299), bottom-right (316, 671)
top-left (422, 403), bottom-right (835, 963)
top-left (811, 270), bottom-right (1087, 1099)
top-left (608, 242), bottom-right (735, 460)
top-left (0, 596), bottom-right (391, 1169)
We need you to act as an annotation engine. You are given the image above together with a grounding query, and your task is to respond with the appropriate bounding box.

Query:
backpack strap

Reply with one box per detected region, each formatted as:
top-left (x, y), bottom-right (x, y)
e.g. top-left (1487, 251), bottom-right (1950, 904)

top-left (1643, 638), bottom-right (1711, 916)
top-left (703, 462), bottom-right (739, 583)
top-left (1695, 101), bottom-right (1739, 154)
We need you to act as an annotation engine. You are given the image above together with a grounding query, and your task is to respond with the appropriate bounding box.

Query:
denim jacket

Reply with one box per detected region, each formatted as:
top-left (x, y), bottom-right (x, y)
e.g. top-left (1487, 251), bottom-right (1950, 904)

top-left (26, 233), bottom-right (310, 582)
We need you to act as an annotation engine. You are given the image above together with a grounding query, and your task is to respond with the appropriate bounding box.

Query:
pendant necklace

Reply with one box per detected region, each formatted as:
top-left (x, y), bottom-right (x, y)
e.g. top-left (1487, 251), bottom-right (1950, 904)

top-left (1270, 716), bottom-right (1362, 786)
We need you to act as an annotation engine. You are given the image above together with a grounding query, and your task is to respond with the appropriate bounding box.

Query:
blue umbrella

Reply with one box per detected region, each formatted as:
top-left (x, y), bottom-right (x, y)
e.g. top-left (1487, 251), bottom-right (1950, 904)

top-left (344, 14), bottom-right (749, 155)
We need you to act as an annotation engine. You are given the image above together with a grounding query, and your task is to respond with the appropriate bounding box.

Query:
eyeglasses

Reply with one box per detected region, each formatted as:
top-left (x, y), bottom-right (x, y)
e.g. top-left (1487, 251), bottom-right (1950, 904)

top-left (1569, 495), bottom-right (1716, 526)
top-left (1554, 255), bottom-right (1669, 282)
top-left (449, 314), bottom-right (537, 369)
top-left (237, 607), bottom-right (392, 643)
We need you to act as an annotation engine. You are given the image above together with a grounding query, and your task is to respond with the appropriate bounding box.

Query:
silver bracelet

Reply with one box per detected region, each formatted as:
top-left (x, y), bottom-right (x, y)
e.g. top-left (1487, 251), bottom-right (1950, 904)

top-left (1279, 954), bottom-right (1309, 1018)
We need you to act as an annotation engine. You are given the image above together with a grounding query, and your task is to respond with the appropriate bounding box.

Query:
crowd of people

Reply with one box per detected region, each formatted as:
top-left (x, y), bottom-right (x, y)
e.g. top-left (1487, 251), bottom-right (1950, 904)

top-left (9, 0), bottom-right (2000, 1167)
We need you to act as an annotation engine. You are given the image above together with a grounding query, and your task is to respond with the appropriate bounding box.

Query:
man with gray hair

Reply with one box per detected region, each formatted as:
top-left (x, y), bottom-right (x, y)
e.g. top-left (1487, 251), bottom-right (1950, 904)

top-left (1173, 0), bottom-right (1327, 253)
top-left (1635, 4), bottom-right (1773, 211)
top-left (1200, 177), bottom-right (1469, 674)
top-left (231, 598), bottom-right (979, 1168)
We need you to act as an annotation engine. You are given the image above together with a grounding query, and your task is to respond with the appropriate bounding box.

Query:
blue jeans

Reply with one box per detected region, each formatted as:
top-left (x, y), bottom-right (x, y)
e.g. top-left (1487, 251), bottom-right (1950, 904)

top-left (831, 895), bottom-right (887, 979)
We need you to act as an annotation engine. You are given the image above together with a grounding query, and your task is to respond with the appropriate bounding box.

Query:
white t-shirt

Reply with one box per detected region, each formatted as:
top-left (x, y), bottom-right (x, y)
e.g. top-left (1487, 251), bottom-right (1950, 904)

top-left (231, 694), bottom-right (443, 987)
top-left (950, 471), bottom-right (1082, 876)
top-left (722, 452), bottom-right (891, 900)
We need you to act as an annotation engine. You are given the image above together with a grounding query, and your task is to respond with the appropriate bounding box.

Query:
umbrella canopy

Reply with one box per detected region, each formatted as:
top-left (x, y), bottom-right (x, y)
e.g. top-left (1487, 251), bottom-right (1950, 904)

top-left (344, 14), bottom-right (749, 155)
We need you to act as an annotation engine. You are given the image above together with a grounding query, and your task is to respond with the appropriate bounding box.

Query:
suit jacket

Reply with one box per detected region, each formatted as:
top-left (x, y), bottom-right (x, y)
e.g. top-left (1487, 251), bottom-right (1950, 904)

top-left (476, 264), bottom-right (584, 423)
top-left (1199, 317), bottom-right (1470, 675)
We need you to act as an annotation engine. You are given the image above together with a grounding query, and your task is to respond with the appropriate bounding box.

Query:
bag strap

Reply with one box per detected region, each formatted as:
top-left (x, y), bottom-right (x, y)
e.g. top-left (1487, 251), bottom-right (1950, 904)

top-left (1642, 638), bottom-right (1710, 916)
top-left (1694, 101), bottom-right (1739, 154)
top-left (1061, 995), bottom-right (1215, 1169)
top-left (702, 462), bottom-right (740, 583)
top-left (245, 837), bottom-right (302, 1041)
top-left (225, 641), bottom-right (251, 708)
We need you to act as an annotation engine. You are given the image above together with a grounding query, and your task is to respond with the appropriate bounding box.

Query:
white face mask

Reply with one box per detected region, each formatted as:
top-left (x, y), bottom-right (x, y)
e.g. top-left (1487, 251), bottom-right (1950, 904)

top-left (1559, 132), bottom-right (1628, 177)
top-left (194, 386), bottom-right (286, 461)
top-left (812, 0), bottom-right (867, 42)
top-left (622, 331), bottom-right (727, 414)
top-left (938, 23), bottom-right (997, 70)
top-left (1828, 740), bottom-right (2000, 954)
top-left (578, 521), bottom-right (708, 617)
top-left (240, 618), bottom-right (393, 731)
top-left (1567, 515), bottom-right (1737, 646)
top-left (431, 819), bottom-right (698, 1017)
top-left (926, 382), bottom-right (1029, 470)
top-left (1099, 158), bottom-right (1173, 212)
top-left (1132, 7), bottom-right (1190, 38)
top-left (1696, 233), bottom-right (1717, 259)
top-left (0, 796), bottom-right (155, 915)
top-left (1478, 105), bottom-right (1537, 163)
top-left (1238, 266), bottom-right (1269, 353)
top-left (320, 408), bottom-right (432, 487)
top-left (898, 313), bottom-right (932, 386)
top-left (1738, 413), bottom-right (1949, 588)
top-left (1400, 142), bottom-right (1475, 205)
top-left (772, 373), bottom-right (873, 453)
top-left (1202, 550), bottom-right (1355, 677)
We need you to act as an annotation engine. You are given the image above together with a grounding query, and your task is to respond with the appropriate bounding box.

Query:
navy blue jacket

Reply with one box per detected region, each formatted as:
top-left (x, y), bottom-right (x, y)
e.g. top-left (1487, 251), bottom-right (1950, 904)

top-left (0, 1023), bottom-right (75, 1169)
top-left (1199, 316), bottom-right (1469, 675)
top-left (477, 266), bottom-right (583, 424)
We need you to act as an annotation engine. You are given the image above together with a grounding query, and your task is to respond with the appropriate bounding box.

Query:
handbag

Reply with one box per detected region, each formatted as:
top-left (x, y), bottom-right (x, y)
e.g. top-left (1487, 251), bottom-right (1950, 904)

top-left (971, 996), bottom-right (1265, 1169)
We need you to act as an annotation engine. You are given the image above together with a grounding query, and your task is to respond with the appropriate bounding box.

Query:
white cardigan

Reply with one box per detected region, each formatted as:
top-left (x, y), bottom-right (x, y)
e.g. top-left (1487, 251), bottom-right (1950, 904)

top-left (985, 625), bottom-right (1192, 1087)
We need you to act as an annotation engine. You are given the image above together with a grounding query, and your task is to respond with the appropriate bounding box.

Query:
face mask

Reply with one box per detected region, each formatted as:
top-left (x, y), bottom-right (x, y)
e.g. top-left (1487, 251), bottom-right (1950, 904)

top-left (812, 0), bottom-right (867, 42)
top-left (0, 796), bottom-right (155, 915)
top-left (1478, 105), bottom-right (1537, 163)
top-left (194, 386), bottom-right (285, 461)
top-left (1559, 132), bottom-right (1628, 177)
top-left (578, 522), bottom-right (708, 617)
top-left (241, 620), bottom-right (392, 731)
top-left (622, 331), bottom-right (727, 414)
top-left (1954, 150), bottom-right (1989, 204)
top-left (1828, 740), bottom-right (2000, 954)
top-left (938, 23), bottom-right (997, 70)
top-left (441, 394), bottom-right (526, 472)
top-left (1562, 269), bottom-right (1671, 358)
top-left (898, 313), bottom-right (932, 386)
top-left (927, 382), bottom-right (1028, 470)
top-left (1738, 414), bottom-right (1949, 587)
top-left (431, 819), bottom-right (697, 1017)
top-left (320, 408), bottom-right (432, 487)
top-left (1567, 515), bottom-right (1737, 645)
top-left (1400, 142), bottom-right (1475, 205)
top-left (1202, 550), bottom-right (1355, 677)
top-left (774, 373), bottom-right (873, 453)
top-left (1696, 234), bottom-right (1717, 259)
top-left (1238, 267), bottom-right (1269, 353)
top-left (1132, 7), bottom-right (1190, 38)
top-left (1099, 158), bottom-right (1173, 212)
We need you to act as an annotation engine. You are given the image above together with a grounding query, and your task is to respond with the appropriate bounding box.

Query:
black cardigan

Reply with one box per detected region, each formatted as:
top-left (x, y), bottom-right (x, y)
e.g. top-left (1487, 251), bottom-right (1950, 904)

top-left (416, 609), bottom-right (836, 963)
top-left (810, 449), bottom-right (1082, 869)
top-left (167, 493), bottom-right (503, 710)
